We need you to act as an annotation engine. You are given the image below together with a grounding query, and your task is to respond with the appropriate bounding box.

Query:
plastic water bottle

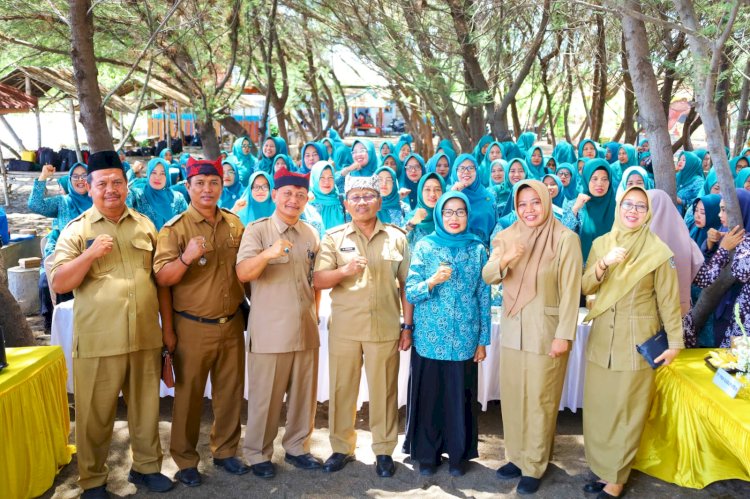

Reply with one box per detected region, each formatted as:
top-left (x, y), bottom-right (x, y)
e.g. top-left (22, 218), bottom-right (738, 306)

top-left (0, 206), bottom-right (9, 246)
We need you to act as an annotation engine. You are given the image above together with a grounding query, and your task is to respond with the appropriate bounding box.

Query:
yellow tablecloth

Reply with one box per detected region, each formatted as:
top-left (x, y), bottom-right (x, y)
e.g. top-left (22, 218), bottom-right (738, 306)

top-left (0, 346), bottom-right (75, 499)
top-left (633, 348), bottom-right (750, 489)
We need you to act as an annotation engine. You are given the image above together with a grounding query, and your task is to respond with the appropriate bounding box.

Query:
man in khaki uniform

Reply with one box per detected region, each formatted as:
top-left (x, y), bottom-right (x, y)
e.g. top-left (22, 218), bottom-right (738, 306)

top-left (313, 174), bottom-right (413, 477)
top-left (50, 151), bottom-right (173, 499)
top-left (236, 168), bottom-right (322, 479)
top-left (153, 157), bottom-right (248, 487)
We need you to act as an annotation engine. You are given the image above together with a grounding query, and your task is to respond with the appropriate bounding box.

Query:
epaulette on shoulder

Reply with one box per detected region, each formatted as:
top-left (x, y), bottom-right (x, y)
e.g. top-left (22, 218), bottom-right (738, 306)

top-left (162, 212), bottom-right (186, 228)
top-left (62, 212), bottom-right (86, 230)
top-left (385, 223), bottom-right (407, 235)
top-left (325, 224), bottom-right (347, 235)
top-left (248, 216), bottom-right (270, 226)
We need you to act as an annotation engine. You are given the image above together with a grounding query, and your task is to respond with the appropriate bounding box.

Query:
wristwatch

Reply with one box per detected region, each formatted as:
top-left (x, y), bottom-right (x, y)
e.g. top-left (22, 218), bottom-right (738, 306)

top-left (401, 323), bottom-right (414, 332)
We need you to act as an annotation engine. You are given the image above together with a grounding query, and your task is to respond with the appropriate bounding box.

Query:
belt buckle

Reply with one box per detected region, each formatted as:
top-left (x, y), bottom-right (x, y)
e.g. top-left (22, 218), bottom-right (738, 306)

top-left (218, 317), bottom-right (228, 324)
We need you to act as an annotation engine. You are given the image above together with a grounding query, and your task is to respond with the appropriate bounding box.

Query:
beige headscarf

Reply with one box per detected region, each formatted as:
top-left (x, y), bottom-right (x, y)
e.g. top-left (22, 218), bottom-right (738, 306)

top-left (492, 180), bottom-right (567, 317)
top-left (584, 186), bottom-right (673, 321)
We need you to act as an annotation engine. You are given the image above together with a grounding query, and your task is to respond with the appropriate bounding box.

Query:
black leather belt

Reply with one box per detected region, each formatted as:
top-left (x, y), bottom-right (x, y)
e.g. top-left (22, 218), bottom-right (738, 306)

top-left (176, 310), bottom-right (238, 325)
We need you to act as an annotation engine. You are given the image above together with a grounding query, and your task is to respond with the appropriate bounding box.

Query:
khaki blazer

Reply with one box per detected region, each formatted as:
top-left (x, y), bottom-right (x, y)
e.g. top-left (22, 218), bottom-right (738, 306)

top-left (483, 229), bottom-right (583, 355)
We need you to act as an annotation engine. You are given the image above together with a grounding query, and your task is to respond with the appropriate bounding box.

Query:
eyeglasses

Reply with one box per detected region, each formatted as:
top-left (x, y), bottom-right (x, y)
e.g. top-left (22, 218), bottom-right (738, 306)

top-left (457, 165), bottom-right (476, 173)
top-left (405, 165), bottom-right (422, 172)
top-left (224, 170), bottom-right (236, 177)
top-left (252, 185), bottom-right (270, 192)
top-left (442, 209), bottom-right (467, 218)
top-left (557, 172), bottom-right (571, 178)
top-left (70, 174), bottom-right (87, 181)
top-left (347, 194), bottom-right (378, 204)
top-left (620, 201), bottom-right (648, 213)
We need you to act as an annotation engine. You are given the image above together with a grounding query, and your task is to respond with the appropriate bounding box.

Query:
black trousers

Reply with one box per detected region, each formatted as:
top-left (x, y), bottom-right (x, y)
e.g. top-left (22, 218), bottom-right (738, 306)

top-left (404, 349), bottom-right (479, 466)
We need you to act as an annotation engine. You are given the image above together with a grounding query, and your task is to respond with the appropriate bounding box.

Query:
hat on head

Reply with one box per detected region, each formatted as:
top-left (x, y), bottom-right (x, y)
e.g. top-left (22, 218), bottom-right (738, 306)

top-left (186, 156), bottom-right (223, 178)
top-left (274, 167), bottom-right (310, 190)
top-left (88, 150), bottom-right (124, 174)
top-left (344, 174), bottom-right (380, 195)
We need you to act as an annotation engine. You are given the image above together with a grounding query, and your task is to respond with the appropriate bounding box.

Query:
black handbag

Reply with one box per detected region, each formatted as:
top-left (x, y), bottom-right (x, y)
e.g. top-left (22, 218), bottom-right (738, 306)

top-left (636, 329), bottom-right (669, 369)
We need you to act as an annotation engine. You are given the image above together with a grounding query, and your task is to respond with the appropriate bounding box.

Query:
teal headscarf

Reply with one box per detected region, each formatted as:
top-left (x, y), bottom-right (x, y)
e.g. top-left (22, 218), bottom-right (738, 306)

top-left (735, 166), bottom-right (750, 189)
top-left (578, 138), bottom-right (602, 159)
top-left (553, 140), bottom-right (577, 164)
top-left (299, 142), bottom-right (328, 174)
top-left (393, 134), bottom-right (413, 164)
top-left (426, 152), bottom-right (452, 184)
top-left (731, 155), bottom-right (750, 177)
top-left (310, 162), bottom-right (345, 230)
top-left (579, 159), bottom-right (617, 260)
top-left (375, 166), bottom-right (402, 224)
top-left (232, 137), bottom-right (256, 180)
top-left (500, 141), bottom-right (524, 161)
top-left (516, 131), bottom-right (537, 153)
top-left (256, 137), bottom-right (286, 175)
top-left (59, 162), bottom-right (93, 216)
top-left (617, 144), bottom-right (639, 169)
top-left (487, 159), bottom-right (507, 187)
top-left (616, 166), bottom-right (654, 197)
top-left (159, 148), bottom-right (176, 164)
top-left (414, 172), bottom-right (446, 233)
top-left (676, 151), bottom-right (703, 188)
top-left (703, 168), bottom-right (718, 195)
top-left (379, 141), bottom-right (394, 160)
top-left (219, 157), bottom-right (244, 210)
top-left (238, 172), bottom-right (275, 226)
top-left (436, 138), bottom-right (457, 165)
top-left (525, 145), bottom-right (546, 179)
top-left (473, 135), bottom-right (494, 164)
top-left (481, 141), bottom-right (505, 186)
top-left (542, 174), bottom-right (564, 207)
top-left (544, 156), bottom-right (556, 173)
top-left (450, 153), bottom-right (496, 245)
top-left (690, 194), bottom-right (722, 247)
top-left (423, 191), bottom-right (483, 249)
top-left (555, 163), bottom-right (580, 201)
top-left (333, 147), bottom-right (354, 173)
top-left (144, 158), bottom-right (179, 230)
top-left (272, 154), bottom-right (295, 173)
top-left (604, 142), bottom-right (621, 163)
top-left (401, 153), bottom-right (426, 209)
top-left (350, 139), bottom-right (378, 177)
top-left (499, 159), bottom-right (531, 217)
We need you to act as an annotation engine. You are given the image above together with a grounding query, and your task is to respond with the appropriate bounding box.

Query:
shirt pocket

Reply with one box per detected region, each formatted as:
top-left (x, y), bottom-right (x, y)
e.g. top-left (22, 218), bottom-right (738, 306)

top-left (131, 236), bottom-right (154, 270)
top-left (87, 237), bottom-right (116, 276)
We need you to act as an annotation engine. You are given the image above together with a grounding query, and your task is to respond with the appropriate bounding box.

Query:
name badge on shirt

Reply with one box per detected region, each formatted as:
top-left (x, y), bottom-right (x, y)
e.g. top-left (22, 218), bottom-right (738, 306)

top-left (340, 246), bottom-right (357, 252)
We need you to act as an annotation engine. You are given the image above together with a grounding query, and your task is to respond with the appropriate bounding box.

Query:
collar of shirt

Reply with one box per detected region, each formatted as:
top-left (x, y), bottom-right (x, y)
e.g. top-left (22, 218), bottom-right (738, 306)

top-left (271, 211), bottom-right (302, 235)
top-left (186, 203), bottom-right (229, 227)
top-left (343, 218), bottom-right (386, 241)
top-left (88, 205), bottom-right (134, 224)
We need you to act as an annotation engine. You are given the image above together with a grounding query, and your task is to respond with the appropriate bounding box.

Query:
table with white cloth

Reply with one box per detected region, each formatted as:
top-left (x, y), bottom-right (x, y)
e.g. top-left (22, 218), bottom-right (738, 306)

top-left (52, 296), bottom-right (590, 412)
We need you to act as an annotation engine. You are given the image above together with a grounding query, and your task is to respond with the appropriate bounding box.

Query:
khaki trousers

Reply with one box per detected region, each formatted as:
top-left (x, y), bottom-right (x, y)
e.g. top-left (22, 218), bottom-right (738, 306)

top-left (583, 361), bottom-right (655, 484)
top-left (73, 348), bottom-right (162, 490)
top-left (328, 337), bottom-right (399, 456)
top-left (243, 349), bottom-right (319, 464)
top-left (500, 347), bottom-right (568, 478)
top-left (170, 314), bottom-right (245, 469)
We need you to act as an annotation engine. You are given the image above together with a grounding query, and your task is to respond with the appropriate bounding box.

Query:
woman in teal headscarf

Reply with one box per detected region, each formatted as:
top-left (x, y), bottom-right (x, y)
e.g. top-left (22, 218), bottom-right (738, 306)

top-left (405, 172), bottom-right (446, 247)
top-left (572, 158), bottom-right (616, 261)
top-left (689, 194), bottom-right (722, 249)
top-left (693, 148), bottom-right (711, 174)
top-left (130, 157), bottom-right (188, 230)
top-left (498, 159), bottom-right (531, 217)
top-left (473, 135), bottom-right (494, 164)
top-left (450, 153), bottom-right (496, 245)
top-left (516, 131), bottom-right (537, 154)
top-left (501, 141), bottom-right (524, 161)
top-left (735, 166), bottom-right (750, 190)
top-left (236, 171), bottom-right (275, 226)
top-left (486, 159), bottom-right (509, 207)
top-left (553, 140), bottom-right (577, 164)
top-left (525, 145), bottom-right (546, 179)
top-left (702, 168), bottom-right (720, 195)
top-left (555, 163), bottom-right (580, 203)
top-left (436, 138), bottom-right (457, 166)
top-left (394, 134), bottom-right (414, 164)
top-left (578, 139), bottom-right (601, 160)
top-left (402, 153), bottom-right (427, 210)
top-left (218, 157), bottom-right (245, 210)
top-left (426, 152), bottom-right (452, 184)
top-left (544, 156), bottom-right (557, 173)
top-left (231, 137), bottom-right (256, 185)
top-left (309, 161), bottom-right (346, 231)
top-left (637, 138), bottom-right (650, 164)
top-left (256, 136), bottom-right (285, 175)
top-left (675, 151), bottom-right (705, 214)
top-left (616, 166), bottom-right (654, 197)
top-left (272, 154), bottom-right (296, 173)
top-left (481, 141), bottom-right (505, 186)
top-left (379, 141), bottom-right (394, 161)
top-left (730, 155), bottom-right (750, 176)
top-left (299, 141), bottom-right (328, 174)
top-left (333, 146), bottom-right (354, 172)
top-left (542, 174), bottom-right (565, 208)
top-left (603, 142), bottom-right (621, 163)
top-left (375, 166), bottom-right (409, 226)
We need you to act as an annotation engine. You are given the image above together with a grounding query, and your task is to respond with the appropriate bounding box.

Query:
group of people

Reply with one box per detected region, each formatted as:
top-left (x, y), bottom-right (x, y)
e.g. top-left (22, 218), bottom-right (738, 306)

top-left (30, 129), bottom-right (750, 499)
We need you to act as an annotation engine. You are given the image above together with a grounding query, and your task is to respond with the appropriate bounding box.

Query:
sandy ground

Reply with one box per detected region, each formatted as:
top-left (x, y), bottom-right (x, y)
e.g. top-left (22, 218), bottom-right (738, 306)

top-left (3, 148), bottom-right (748, 498)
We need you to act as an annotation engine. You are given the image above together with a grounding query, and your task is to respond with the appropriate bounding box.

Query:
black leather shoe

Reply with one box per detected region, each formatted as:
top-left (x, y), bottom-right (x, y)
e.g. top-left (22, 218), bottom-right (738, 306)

top-left (127, 470), bottom-right (174, 492)
top-left (496, 461), bottom-right (522, 479)
top-left (517, 476), bottom-right (541, 495)
top-left (174, 468), bottom-right (202, 487)
top-left (249, 460), bottom-right (276, 478)
top-left (322, 453), bottom-right (355, 473)
top-left (584, 480), bottom-right (607, 494)
top-left (449, 462), bottom-right (465, 477)
top-left (81, 485), bottom-right (110, 499)
top-left (375, 455), bottom-right (395, 477)
top-left (419, 462), bottom-right (436, 476)
top-left (597, 489), bottom-right (625, 499)
top-left (214, 456), bottom-right (250, 475)
top-left (285, 453), bottom-right (323, 470)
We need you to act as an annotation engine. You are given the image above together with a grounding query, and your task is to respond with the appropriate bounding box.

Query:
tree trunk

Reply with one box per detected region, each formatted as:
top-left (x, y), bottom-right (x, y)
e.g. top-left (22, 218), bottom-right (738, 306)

top-left (732, 58), bottom-right (750, 156)
top-left (620, 34), bottom-right (638, 144)
top-left (619, 0), bottom-right (676, 198)
top-left (0, 116), bottom-right (27, 152)
top-left (510, 97), bottom-right (522, 139)
top-left (68, 0), bottom-right (113, 152)
top-left (0, 253), bottom-right (35, 347)
top-left (258, 0), bottom-right (278, 142)
top-left (672, 106), bottom-right (698, 152)
top-left (716, 47), bottom-right (733, 146)
top-left (69, 98), bottom-right (82, 162)
top-left (659, 31), bottom-right (687, 119)
top-left (589, 11), bottom-right (607, 141)
top-left (196, 119), bottom-right (220, 159)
